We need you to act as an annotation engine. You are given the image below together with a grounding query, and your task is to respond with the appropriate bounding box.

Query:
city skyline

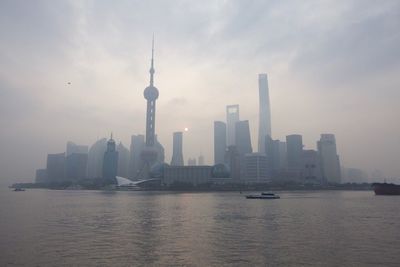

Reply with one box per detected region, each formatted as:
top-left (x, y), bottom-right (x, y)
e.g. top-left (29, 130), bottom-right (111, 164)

top-left (1, 1), bottom-right (400, 183)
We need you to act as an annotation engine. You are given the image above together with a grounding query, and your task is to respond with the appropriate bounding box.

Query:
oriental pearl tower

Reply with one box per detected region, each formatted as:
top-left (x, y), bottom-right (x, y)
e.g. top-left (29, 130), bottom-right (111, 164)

top-left (140, 38), bottom-right (159, 178)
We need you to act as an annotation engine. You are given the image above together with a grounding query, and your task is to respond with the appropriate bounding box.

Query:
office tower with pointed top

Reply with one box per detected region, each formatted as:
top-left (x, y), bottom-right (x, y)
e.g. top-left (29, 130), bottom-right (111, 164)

top-left (140, 39), bottom-right (160, 178)
top-left (258, 73), bottom-right (272, 154)
top-left (103, 134), bottom-right (119, 183)
top-left (171, 132), bottom-right (184, 166)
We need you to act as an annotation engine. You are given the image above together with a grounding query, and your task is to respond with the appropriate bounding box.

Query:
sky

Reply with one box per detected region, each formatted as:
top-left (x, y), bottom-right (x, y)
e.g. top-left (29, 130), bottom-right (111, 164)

top-left (0, 0), bottom-right (399, 184)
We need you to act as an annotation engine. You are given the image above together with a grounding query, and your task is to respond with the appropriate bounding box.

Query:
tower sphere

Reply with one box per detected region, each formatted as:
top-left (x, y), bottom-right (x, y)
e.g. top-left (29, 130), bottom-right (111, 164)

top-left (144, 85), bottom-right (159, 100)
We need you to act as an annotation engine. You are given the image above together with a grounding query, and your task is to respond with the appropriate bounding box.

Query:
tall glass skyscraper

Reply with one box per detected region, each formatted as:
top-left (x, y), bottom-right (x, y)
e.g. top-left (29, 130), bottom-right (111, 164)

top-left (226, 105), bottom-right (239, 146)
top-left (258, 73), bottom-right (272, 154)
top-left (171, 132), bottom-right (184, 166)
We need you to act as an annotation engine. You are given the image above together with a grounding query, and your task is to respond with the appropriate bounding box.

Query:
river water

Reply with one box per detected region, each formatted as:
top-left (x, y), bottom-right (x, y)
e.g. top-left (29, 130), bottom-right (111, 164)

top-left (0, 188), bottom-right (399, 266)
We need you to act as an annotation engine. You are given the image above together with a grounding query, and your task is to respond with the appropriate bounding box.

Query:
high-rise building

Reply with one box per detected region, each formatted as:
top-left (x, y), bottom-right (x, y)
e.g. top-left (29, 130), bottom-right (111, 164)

top-left (226, 105), bottom-right (239, 146)
top-left (258, 73), bottom-right (272, 153)
top-left (129, 134), bottom-right (145, 179)
top-left (66, 153), bottom-right (88, 181)
top-left (66, 141), bottom-right (88, 156)
top-left (102, 135), bottom-right (118, 183)
top-left (117, 142), bottom-right (130, 178)
top-left (154, 135), bottom-right (165, 164)
top-left (317, 134), bottom-right (341, 184)
top-left (65, 141), bottom-right (88, 181)
top-left (140, 38), bottom-right (159, 178)
top-left (46, 152), bottom-right (65, 182)
top-left (224, 145), bottom-right (241, 181)
top-left (244, 153), bottom-right (269, 183)
top-left (214, 121), bottom-right (226, 165)
top-left (286, 134), bottom-right (303, 171)
top-left (198, 155), bottom-right (204, 166)
top-left (301, 149), bottom-right (322, 184)
top-left (235, 120), bottom-right (253, 156)
top-left (265, 137), bottom-right (287, 173)
top-left (35, 169), bottom-right (47, 183)
top-left (88, 138), bottom-right (107, 179)
top-left (188, 158), bottom-right (197, 166)
top-left (171, 132), bottom-right (184, 166)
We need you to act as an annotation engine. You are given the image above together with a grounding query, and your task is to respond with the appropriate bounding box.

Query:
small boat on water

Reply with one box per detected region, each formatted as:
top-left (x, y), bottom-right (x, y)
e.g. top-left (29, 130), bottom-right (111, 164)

top-left (246, 192), bottom-right (280, 199)
top-left (13, 188), bottom-right (25, 192)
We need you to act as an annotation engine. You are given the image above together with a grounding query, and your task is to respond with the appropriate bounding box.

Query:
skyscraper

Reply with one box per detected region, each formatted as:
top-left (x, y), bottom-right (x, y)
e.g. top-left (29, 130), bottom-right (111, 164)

top-left (140, 38), bottom-right (159, 178)
top-left (46, 152), bottom-right (65, 182)
top-left (286, 134), bottom-right (303, 171)
top-left (226, 105), bottom-right (239, 146)
top-left (198, 155), bottom-right (204, 166)
top-left (65, 141), bottom-right (88, 181)
top-left (317, 134), bottom-right (341, 184)
top-left (102, 134), bottom-right (118, 183)
top-left (117, 142), bottom-right (130, 178)
top-left (171, 132), bottom-right (184, 166)
top-left (88, 138), bottom-right (107, 179)
top-left (214, 121), bottom-right (226, 164)
top-left (235, 120), bottom-right (253, 156)
top-left (129, 134), bottom-right (145, 179)
top-left (258, 73), bottom-right (272, 154)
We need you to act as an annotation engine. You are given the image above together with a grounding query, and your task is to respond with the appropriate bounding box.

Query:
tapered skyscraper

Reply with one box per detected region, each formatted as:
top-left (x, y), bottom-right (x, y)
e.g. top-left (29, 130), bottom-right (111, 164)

top-left (258, 73), bottom-right (272, 153)
top-left (171, 132), bottom-right (184, 166)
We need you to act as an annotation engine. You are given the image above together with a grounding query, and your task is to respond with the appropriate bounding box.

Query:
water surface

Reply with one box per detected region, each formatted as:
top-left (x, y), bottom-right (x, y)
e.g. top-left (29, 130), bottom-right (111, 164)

top-left (1, 189), bottom-right (399, 266)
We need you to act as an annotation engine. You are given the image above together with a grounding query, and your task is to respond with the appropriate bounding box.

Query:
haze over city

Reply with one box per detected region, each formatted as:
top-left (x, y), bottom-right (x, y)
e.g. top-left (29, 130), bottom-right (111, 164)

top-left (1, 0), bottom-right (399, 184)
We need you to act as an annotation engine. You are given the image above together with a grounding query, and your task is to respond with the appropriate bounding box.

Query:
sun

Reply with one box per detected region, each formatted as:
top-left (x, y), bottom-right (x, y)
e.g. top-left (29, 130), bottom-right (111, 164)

top-left (184, 127), bottom-right (189, 132)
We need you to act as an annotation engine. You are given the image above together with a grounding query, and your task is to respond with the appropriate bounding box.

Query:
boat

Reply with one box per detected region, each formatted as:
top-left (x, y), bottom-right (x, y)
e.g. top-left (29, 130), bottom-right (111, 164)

top-left (13, 188), bottom-right (25, 192)
top-left (372, 182), bottom-right (400, 195)
top-left (246, 192), bottom-right (280, 199)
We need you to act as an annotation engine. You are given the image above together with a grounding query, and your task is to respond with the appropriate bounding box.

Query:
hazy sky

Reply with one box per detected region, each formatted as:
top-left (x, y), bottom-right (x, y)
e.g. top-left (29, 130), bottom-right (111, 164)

top-left (1, 0), bottom-right (399, 183)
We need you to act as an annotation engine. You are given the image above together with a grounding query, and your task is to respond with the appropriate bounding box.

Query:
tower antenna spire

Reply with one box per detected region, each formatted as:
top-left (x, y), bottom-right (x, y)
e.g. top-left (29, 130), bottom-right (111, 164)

top-left (150, 34), bottom-right (155, 86)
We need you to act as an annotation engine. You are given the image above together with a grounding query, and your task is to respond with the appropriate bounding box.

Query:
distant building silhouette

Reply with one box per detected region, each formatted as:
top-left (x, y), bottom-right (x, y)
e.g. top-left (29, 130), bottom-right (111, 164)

top-left (66, 153), bottom-right (88, 181)
top-left (244, 153), bottom-right (269, 183)
top-left (318, 134), bottom-right (341, 184)
top-left (46, 152), bottom-right (66, 182)
top-left (102, 135), bottom-right (118, 183)
top-left (88, 138), bottom-right (107, 179)
top-left (286, 134), bottom-right (303, 172)
top-left (188, 158), bottom-right (197, 166)
top-left (171, 132), bottom-right (184, 166)
top-left (258, 74), bottom-right (272, 154)
top-left (198, 155), bottom-right (204, 166)
top-left (226, 105), bottom-right (239, 146)
top-left (235, 120), bottom-right (253, 156)
top-left (35, 169), bottom-right (47, 183)
top-left (265, 137), bottom-right (287, 174)
top-left (66, 141), bottom-right (88, 156)
top-left (65, 141), bottom-right (88, 181)
top-left (154, 135), bottom-right (165, 164)
top-left (300, 149), bottom-right (322, 184)
top-left (214, 121), bottom-right (226, 165)
top-left (129, 134), bottom-right (145, 179)
top-left (224, 145), bottom-right (240, 181)
top-left (117, 142), bottom-right (129, 178)
top-left (164, 165), bottom-right (212, 186)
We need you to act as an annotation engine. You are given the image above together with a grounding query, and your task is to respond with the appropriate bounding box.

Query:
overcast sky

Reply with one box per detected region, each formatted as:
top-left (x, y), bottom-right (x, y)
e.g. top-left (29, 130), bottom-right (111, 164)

top-left (1, 0), bottom-right (399, 183)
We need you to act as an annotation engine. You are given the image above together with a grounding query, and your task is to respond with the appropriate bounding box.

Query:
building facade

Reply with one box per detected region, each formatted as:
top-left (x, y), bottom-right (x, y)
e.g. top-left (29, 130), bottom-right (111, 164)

top-left (244, 153), bottom-right (269, 183)
top-left (171, 132), bottom-right (184, 166)
top-left (226, 104), bottom-right (239, 146)
top-left (317, 134), bottom-right (341, 184)
top-left (258, 73), bottom-right (272, 154)
top-left (163, 165), bottom-right (212, 186)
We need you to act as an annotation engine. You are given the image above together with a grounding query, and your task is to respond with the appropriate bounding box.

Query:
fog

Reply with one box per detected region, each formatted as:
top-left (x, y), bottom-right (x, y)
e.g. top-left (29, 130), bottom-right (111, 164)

top-left (1, 0), bottom-right (399, 184)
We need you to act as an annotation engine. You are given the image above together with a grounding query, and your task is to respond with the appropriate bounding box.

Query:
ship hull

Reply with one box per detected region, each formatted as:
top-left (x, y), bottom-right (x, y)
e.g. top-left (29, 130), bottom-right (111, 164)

top-left (372, 183), bottom-right (400, 195)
